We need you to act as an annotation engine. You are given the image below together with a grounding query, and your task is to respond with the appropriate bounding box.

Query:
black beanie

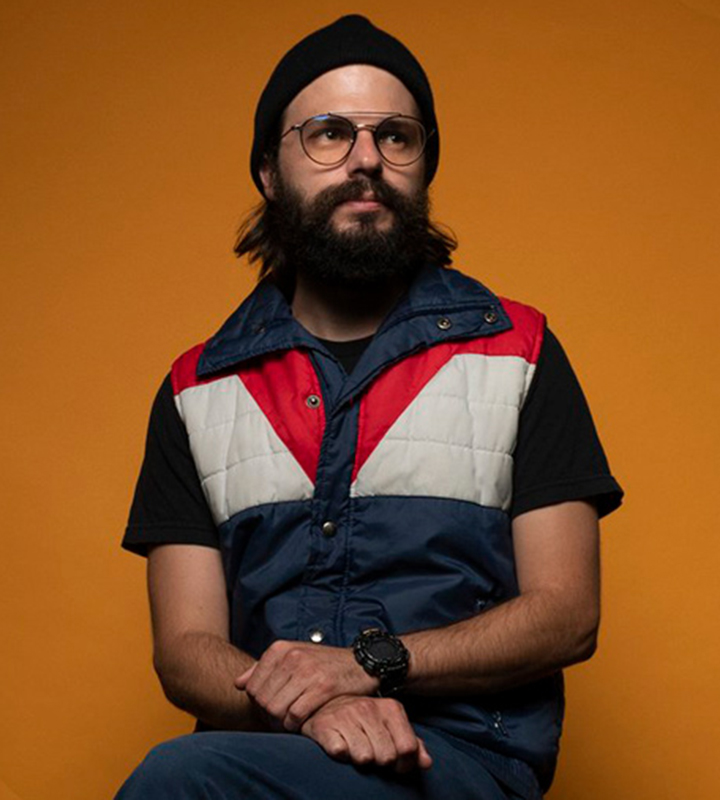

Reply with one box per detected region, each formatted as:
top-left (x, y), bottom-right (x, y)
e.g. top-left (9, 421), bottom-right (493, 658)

top-left (250, 15), bottom-right (439, 195)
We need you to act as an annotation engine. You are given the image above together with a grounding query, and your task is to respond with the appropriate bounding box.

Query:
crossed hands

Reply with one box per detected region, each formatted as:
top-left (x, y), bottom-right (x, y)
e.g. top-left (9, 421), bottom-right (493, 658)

top-left (235, 640), bottom-right (431, 773)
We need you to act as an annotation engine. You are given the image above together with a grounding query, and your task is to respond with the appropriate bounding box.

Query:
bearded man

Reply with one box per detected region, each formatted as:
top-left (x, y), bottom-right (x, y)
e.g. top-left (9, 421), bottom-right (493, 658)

top-left (117, 15), bottom-right (622, 800)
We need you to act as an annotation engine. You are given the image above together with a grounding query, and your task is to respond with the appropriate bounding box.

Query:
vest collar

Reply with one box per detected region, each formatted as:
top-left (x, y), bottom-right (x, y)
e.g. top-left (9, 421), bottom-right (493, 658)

top-left (197, 264), bottom-right (512, 379)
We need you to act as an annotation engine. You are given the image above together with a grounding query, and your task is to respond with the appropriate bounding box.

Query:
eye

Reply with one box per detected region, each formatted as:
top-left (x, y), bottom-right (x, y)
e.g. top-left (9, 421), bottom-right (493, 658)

top-left (382, 133), bottom-right (408, 146)
top-left (305, 119), bottom-right (353, 146)
top-left (320, 126), bottom-right (346, 140)
top-left (377, 121), bottom-right (416, 150)
top-left (378, 127), bottom-right (407, 145)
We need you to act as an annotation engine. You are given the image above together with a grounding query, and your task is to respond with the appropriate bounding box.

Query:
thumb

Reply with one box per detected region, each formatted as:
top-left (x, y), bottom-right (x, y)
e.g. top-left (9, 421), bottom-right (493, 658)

top-left (417, 738), bottom-right (433, 770)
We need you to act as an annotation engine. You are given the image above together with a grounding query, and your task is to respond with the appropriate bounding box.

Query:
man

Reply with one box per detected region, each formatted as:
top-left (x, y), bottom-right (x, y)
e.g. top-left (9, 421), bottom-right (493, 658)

top-left (117, 15), bottom-right (622, 800)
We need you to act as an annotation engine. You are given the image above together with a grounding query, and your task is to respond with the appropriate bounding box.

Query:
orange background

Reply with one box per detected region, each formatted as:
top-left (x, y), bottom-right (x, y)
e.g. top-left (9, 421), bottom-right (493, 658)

top-left (2, 1), bottom-right (719, 798)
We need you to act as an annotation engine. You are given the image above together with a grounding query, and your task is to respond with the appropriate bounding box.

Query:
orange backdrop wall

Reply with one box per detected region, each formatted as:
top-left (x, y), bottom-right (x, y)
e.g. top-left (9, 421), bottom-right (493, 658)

top-left (2, 1), bottom-right (719, 798)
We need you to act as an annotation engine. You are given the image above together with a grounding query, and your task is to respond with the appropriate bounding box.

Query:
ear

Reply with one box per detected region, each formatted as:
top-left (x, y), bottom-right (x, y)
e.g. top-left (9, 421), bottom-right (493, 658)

top-left (259, 158), bottom-right (276, 200)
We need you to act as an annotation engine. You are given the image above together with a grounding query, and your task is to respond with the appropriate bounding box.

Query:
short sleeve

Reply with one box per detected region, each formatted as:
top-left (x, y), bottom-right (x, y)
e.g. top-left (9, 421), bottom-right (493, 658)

top-left (122, 375), bottom-right (219, 556)
top-left (511, 329), bottom-right (623, 519)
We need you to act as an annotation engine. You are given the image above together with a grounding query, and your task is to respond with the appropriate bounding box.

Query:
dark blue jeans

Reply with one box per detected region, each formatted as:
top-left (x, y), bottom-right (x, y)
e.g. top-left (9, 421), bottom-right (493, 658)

top-left (115, 725), bottom-right (541, 799)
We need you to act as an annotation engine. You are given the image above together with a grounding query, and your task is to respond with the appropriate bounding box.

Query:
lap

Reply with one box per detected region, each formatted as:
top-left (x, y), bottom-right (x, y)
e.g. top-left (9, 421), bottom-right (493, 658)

top-left (115, 726), bottom-right (528, 800)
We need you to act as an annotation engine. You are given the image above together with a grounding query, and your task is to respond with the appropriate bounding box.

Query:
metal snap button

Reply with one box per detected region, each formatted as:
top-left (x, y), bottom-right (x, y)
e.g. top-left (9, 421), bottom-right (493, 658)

top-left (309, 629), bottom-right (325, 643)
top-left (436, 316), bottom-right (452, 330)
top-left (321, 521), bottom-right (337, 538)
top-left (484, 310), bottom-right (498, 324)
top-left (306, 394), bottom-right (321, 409)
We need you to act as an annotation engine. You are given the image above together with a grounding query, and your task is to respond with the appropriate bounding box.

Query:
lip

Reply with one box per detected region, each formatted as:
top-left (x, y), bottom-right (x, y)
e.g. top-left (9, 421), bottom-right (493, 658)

top-left (338, 198), bottom-right (385, 212)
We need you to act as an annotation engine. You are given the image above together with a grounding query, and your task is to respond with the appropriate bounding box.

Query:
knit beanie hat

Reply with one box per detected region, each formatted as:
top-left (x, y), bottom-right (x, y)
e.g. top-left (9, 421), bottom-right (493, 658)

top-left (250, 15), bottom-right (439, 195)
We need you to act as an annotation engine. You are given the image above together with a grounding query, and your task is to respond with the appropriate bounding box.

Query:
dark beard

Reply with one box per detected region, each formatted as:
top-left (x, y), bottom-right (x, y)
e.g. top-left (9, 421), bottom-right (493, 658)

top-left (265, 173), bottom-right (431, 290)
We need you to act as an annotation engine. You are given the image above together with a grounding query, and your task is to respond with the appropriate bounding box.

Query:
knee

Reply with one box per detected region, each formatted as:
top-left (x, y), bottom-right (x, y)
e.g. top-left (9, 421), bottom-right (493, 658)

top-left (116, 736), bottom-right (209, 799)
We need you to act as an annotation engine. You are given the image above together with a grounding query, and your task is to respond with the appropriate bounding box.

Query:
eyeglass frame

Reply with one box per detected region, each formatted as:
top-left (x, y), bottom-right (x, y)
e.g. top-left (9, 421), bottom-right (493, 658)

top-left (279, 112), bottom-right (433, 168)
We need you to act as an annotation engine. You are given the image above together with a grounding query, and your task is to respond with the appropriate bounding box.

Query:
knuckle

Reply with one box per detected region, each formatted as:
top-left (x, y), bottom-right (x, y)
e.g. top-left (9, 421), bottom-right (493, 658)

top-left (376, 751), bottom-right (396, 767)
top-left (248, 687), bottom-right (266, 707)
top-left (286, 708), bottom-right (304, 727)
top-left (265, 700), bottom-right (285, 718)
top-left (252, 685), bottom-right (268, 702)
top-left (353, 749), bottom-right (373, 765)
top-left (324, 736), bottom-right (348, 756)
top-left (320, 709), bottom-right (340, 725)
top-left (397, 738), bottom-right (418, 757)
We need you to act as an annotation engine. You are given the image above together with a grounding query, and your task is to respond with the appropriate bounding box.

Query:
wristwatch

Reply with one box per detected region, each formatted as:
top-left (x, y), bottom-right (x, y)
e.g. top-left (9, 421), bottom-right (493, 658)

top-left (352, 627), bottom-right (410, 696)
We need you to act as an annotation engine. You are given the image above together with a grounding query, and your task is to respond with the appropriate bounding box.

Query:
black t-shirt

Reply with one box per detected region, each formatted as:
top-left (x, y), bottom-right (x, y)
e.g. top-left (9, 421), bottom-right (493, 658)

top-left (316, 334), bottom-right (375, 375)
top-left (123, 329), bottom-right (622, 555)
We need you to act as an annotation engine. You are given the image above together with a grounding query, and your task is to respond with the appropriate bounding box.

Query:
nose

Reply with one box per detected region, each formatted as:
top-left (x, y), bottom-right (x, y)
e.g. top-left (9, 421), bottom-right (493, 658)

top-left (344, 128), bottom-right (383, 177)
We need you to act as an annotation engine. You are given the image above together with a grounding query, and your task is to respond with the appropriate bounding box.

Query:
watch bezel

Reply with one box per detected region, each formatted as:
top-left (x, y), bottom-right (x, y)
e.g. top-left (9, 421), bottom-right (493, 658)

top-left (352, 628), bottom-right (409, 694)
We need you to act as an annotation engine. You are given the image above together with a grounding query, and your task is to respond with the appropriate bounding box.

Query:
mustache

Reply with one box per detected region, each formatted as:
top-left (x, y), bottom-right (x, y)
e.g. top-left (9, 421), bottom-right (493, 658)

top-left (314, 178), bottom-right (404, 211)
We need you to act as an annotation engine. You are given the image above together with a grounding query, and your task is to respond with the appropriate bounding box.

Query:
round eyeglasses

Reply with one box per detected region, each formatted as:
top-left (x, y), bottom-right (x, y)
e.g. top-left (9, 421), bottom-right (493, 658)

top-left (280, 112), bottom-right (431, 167)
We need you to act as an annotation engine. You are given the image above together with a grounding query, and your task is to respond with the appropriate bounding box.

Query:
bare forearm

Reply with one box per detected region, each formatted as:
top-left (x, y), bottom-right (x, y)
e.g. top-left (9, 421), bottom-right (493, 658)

top-left (402, 502), bottom-right (601, 695)
top-left (403, 588), bottom-right (598, 695)
top-left (154, 631), bottom-right (266, 731)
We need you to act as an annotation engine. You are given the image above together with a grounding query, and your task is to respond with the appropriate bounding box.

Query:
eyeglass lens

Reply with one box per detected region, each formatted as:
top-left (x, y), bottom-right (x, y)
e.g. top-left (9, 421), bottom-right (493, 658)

top-left (300, 116), bottom-right (426, 166)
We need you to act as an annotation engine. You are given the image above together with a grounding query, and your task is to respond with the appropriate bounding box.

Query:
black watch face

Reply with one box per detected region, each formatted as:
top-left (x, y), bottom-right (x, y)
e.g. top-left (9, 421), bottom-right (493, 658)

top-left (369, 638), bottom-right (399, 661)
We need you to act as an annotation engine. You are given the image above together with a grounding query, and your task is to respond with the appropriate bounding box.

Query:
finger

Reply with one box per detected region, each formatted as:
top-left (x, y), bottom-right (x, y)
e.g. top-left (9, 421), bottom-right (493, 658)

top-left (353, 700), bottom-right (405, 769)
top-left (315, 728), bottom-right (351, 763)
top-left (266, 678), bottom-right (317, 730)
top-left (234, 664), bottom-right (256, 689)
top-left (379, 701), bottom-right (422, 773)
top-left (244, 641), bottom-right (306, 705)
top-left (251, 670), bottom-right (297, 719)
top-left (416, 738), bottom-right (433, 770)
top-left (247, 644), bottom-right (312, 711)
top-left (338, 720), bottom-right (375, 767)
top-left (283, 683), bottom-right (336, 732)
top-left (348, 701), bottom-right (398, 768)
top-left (236, 647), bottom-right (277, 693)
top-left (363, 718), bottom-right (398, 769)
top-left (243, 658), bottom-right (296, 717)
top-left (241, 637), bottom-right (294, 694)
top-left (284, 699), bottom-right (314, 732)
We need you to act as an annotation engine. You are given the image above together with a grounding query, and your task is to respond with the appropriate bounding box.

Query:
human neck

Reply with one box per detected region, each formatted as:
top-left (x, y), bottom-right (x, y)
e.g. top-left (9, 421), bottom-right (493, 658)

top-left (291, 273), bottom-right (407, 342)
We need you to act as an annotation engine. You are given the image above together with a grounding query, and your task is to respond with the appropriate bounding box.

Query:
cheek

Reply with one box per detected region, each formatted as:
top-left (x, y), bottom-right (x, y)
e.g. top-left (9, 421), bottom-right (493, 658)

top-left (386, 171), bottom-right (423, 198)
top-left (277, 146), bottom-right (314, 187)
top-left (394, 159), bottom-right (426, 193)
top-left (383, 158), bottom-right (425, 189)
top-left (278, 155), bottom-right (339, 198)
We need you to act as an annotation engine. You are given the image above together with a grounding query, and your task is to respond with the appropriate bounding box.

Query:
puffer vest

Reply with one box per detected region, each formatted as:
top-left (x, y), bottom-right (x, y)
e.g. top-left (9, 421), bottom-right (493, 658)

top-left (171, 265), bottom-right (561, 791)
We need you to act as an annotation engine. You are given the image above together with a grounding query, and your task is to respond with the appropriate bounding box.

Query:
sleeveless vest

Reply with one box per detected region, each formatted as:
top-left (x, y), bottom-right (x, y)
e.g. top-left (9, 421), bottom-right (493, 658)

top-left (171, 265), bottom-right (560, 791)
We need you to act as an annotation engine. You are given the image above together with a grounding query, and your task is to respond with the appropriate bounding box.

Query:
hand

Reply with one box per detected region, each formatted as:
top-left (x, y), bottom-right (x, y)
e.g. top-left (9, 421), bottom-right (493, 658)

top-left (301, 695), bottom-right (432, 773)
top-left (235, 640), bottom-right (379, 731)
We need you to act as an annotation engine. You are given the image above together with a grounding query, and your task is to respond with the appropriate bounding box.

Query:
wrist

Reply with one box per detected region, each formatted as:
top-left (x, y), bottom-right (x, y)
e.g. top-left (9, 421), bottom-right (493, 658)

top-left (352, 628), bottom-right (410, 696)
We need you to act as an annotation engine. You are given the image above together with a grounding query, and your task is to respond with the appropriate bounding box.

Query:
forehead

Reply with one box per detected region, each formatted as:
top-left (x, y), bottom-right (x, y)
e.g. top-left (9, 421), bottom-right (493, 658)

top-left (283, 64), bottom-right (420, 124)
